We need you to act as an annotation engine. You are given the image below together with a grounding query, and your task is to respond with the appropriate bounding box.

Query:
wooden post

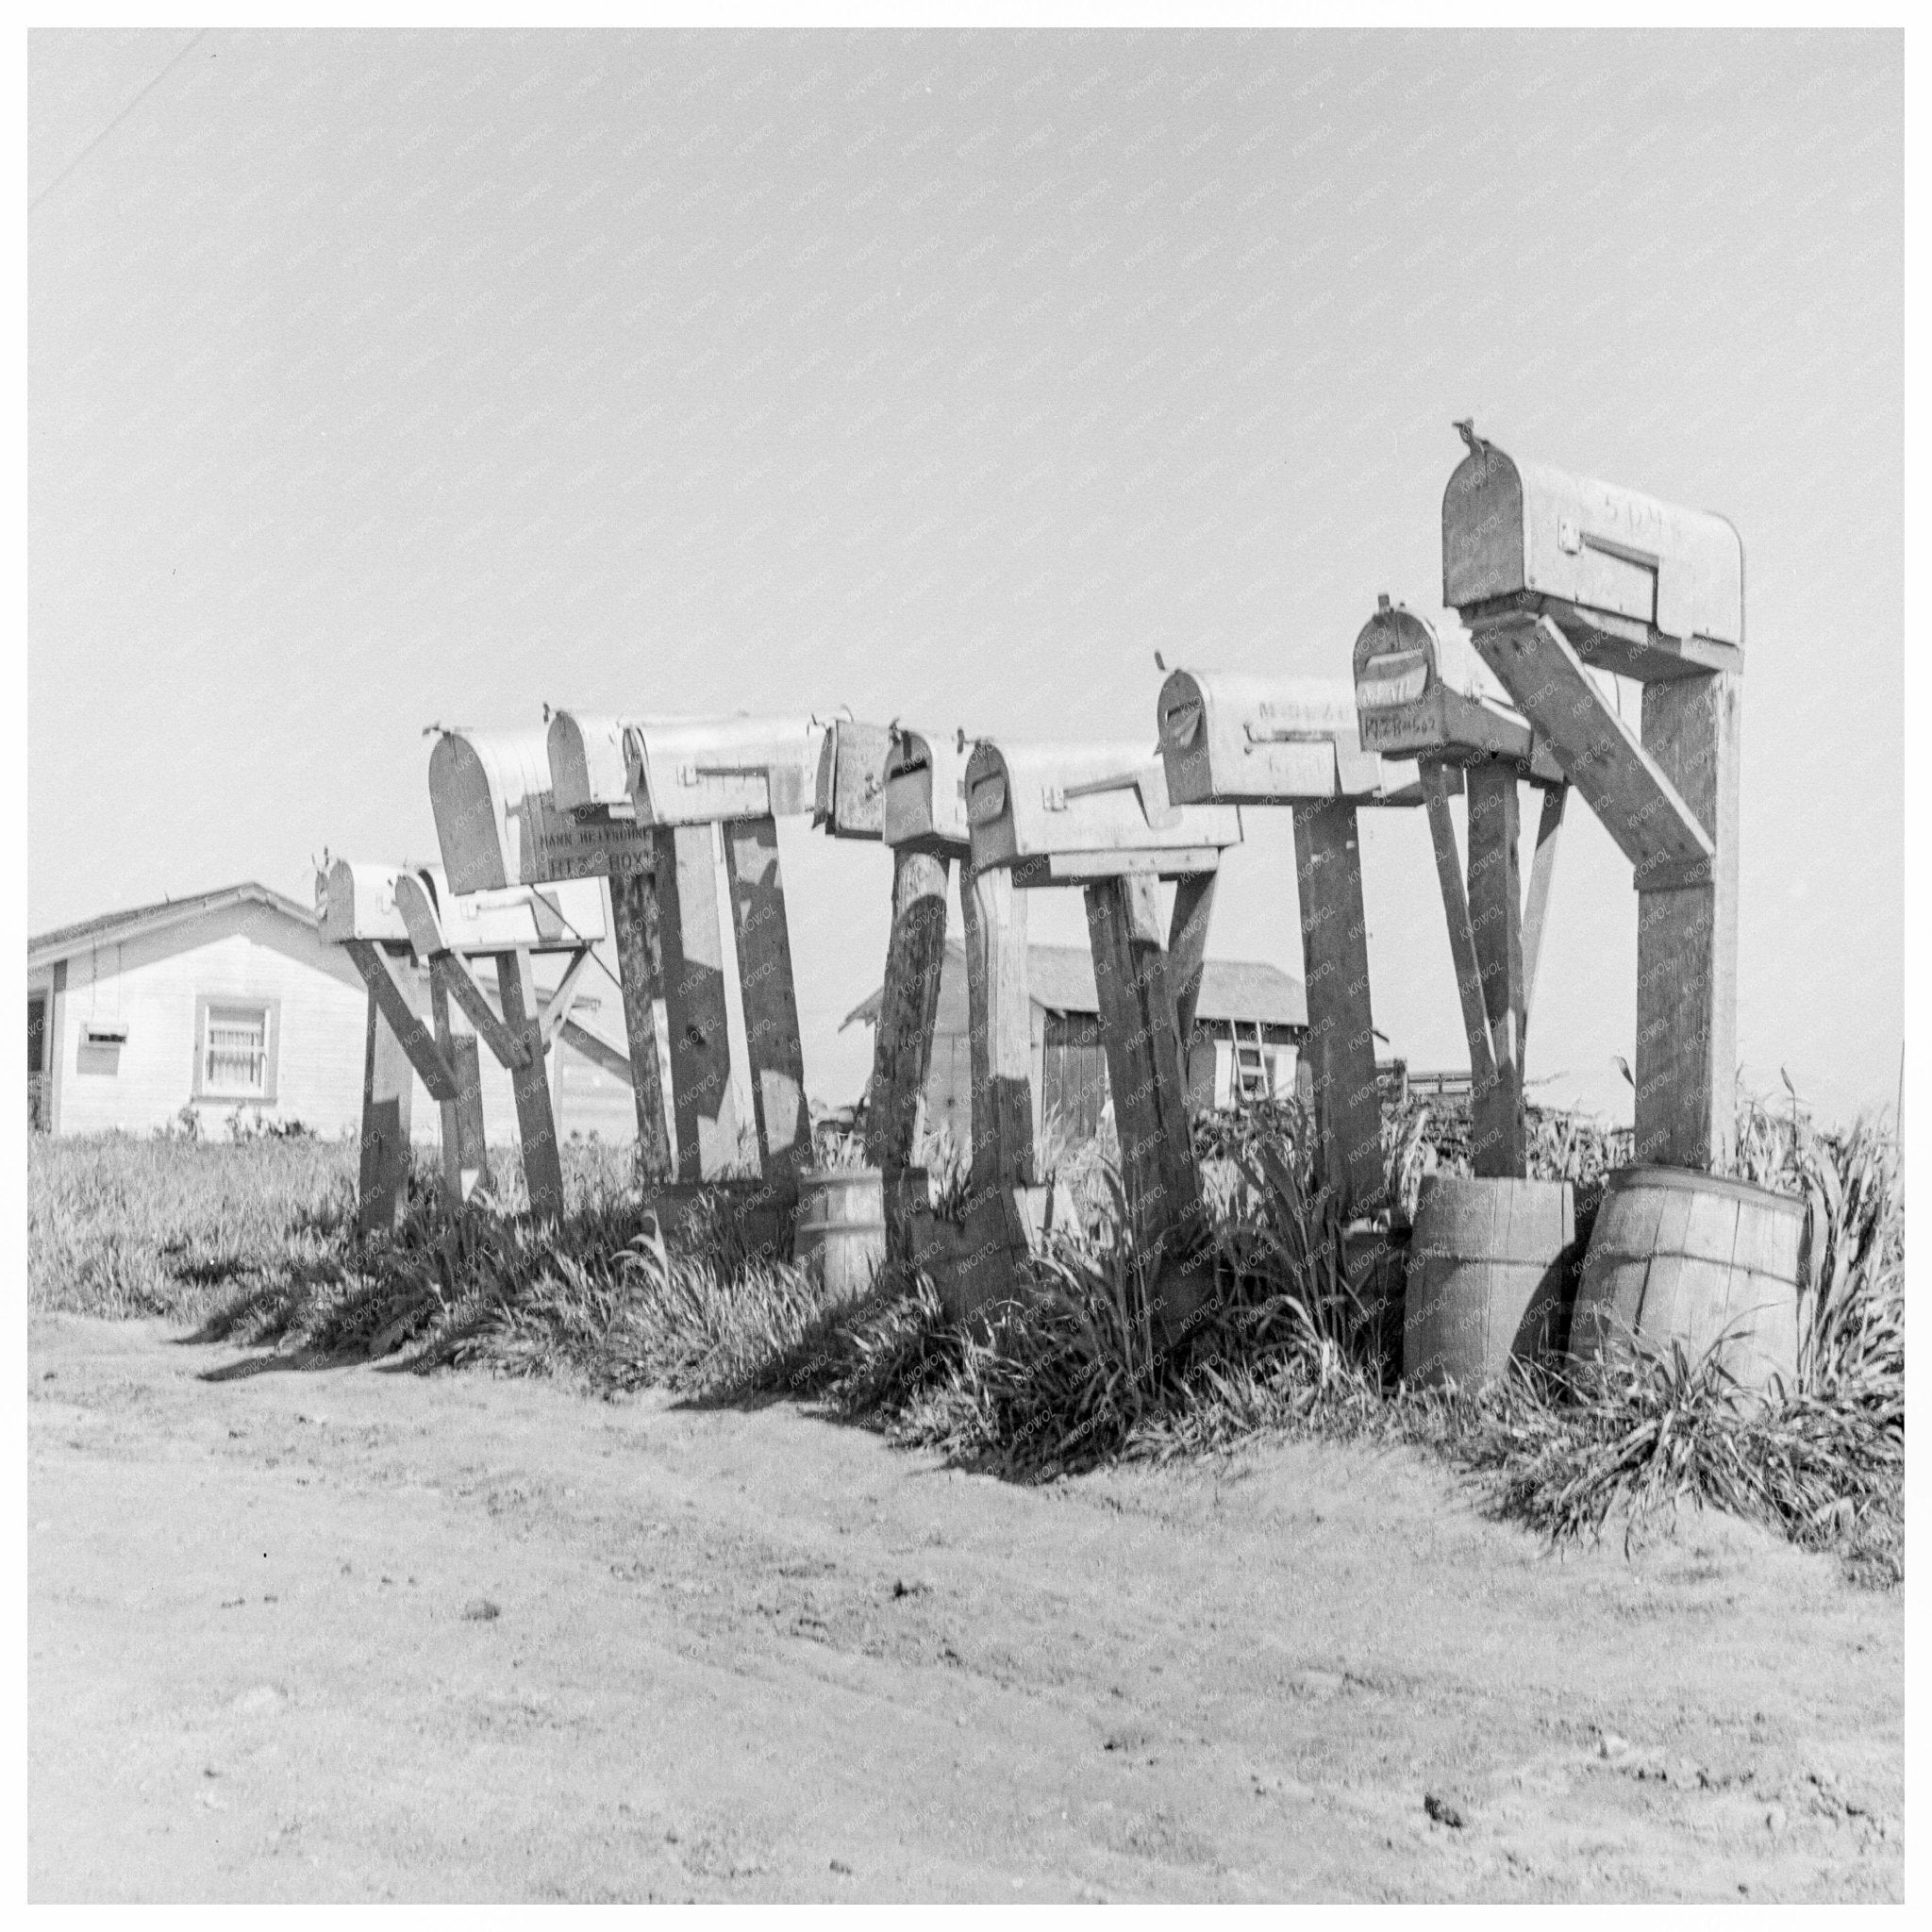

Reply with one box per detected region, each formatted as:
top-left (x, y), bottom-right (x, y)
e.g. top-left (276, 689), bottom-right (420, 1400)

top-left (1291, 801), bottom-right (1384, 1218)
top-left (1520, 783), bottom-right (1568, 1036)
top-left (959, 858), bottom-right (1037, 1191)
top-left (655, 823), bottom-right (740, 1184)
top-left (1166, 871), bottom-right (1217, 1068)
top-left (428, 964), bottom-right (491, 1209)
top-left (494, 947), bottom-right (566, 1221)
top-left (1464, 763), bottom-right (1525, 1178)
top-left (864, 848), bottom-right (951, 1175)
top-left (724, 813), bottom-right (809, 1197)
top-left (1637, 672), bottom-right (1741, 1170)
top-left (608, 870), bottom-right (673, 1181)
top-left (1084, 874), bottom-right (1201, 1254)
top-left (356, 978), bottom-right (415, 1237)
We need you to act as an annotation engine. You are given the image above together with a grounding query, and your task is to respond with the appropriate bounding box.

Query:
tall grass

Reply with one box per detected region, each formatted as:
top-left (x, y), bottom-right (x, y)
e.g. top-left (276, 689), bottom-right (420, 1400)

top-left (31, 1082), bottom-right (1903, 1584)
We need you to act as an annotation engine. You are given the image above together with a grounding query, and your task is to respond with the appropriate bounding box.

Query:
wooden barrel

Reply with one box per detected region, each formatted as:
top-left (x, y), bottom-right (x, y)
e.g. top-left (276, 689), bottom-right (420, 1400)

top-left (793, 1166), bottom-right (888, 1300)
top-left (1403, 1176), bottom-right (1574, 1389)
top-left (1570, 1165), bottom-right (1807, 1394)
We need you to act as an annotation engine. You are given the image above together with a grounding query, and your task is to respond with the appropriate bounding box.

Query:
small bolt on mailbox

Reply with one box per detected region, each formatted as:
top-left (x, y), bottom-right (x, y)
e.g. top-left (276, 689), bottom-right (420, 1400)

top-left (316, 858), bottom-right (603, 1233)
top-left (1158, 668), bottom-right (1423, 1223)
top-left (1441, 424), bottom-right (1743, 1173)
top-left (1353, 596), bottom-right (1570, 1180)
top-left (962, 735), bottom-right (1243, 1327)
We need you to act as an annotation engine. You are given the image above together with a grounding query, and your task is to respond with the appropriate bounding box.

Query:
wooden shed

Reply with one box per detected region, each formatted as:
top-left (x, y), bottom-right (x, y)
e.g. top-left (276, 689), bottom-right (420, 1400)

top-left (841, 941), bottom-right (1307, 1157)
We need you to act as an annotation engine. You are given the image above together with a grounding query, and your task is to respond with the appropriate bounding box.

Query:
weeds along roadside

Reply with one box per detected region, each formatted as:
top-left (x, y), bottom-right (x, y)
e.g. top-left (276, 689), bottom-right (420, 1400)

top-left (27, 1089), bottom-right (1903, 1586)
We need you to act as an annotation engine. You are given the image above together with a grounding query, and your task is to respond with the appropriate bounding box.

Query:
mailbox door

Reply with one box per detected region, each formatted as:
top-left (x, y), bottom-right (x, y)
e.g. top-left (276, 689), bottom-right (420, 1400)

top-left (319, 859), bottom-right (412, 945)
top-left (547, 711), bottom-right (634, 814)
top-left (429, 727), bottom-right (555, 893)
top-left (815, 719), bottom-right (891, 838)
top-left (884, 731), bottom-right (971, 851)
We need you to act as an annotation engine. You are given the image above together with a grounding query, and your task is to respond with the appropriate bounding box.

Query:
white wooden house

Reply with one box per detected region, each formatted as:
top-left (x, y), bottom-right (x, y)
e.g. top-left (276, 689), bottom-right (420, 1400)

top-left (27, 881), bottom-right (636, 1146)
top-left (841, 941), bottom-right (1307, 1158)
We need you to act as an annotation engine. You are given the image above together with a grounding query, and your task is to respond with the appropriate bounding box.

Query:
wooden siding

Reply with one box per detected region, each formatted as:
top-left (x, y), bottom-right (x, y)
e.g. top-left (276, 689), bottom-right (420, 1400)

top-left (37, 898), bottom-right (641, 1152)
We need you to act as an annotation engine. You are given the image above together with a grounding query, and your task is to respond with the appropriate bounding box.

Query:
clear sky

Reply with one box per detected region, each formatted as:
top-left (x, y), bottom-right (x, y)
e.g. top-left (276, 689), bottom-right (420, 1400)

top-left (29, 28), bottom-right (1902, 1125)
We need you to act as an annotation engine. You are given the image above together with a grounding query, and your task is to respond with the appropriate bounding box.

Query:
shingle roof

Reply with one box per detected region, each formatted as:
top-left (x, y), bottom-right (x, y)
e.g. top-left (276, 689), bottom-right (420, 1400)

top-left (842, 941), bottom-right (1306, 1031)
top-left (28, 881), bottom-right (318, 969)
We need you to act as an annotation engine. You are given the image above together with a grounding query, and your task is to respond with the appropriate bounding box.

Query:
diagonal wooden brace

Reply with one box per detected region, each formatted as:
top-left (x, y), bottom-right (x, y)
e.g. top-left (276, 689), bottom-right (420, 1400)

top-left (1420, 763), bottom-right (1498, 1090)
top-left (1467, 613), bottom-right (1714, 890)
top-left (341, 940), bottom-right (460, 1102)
top-left (430, 951), bottom-right (532, 1070)
top-left (1520, 780), bottom-right (1568, 1038)
top-left (539, 946), bottom-right (595, 1048)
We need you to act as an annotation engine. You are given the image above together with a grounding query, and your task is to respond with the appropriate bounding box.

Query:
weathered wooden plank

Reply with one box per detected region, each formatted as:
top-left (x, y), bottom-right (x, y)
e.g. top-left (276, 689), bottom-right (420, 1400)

top-left (959, 858), bottom-right (1037, 1191)
top-left (538, 946), bottom-right (595, 1047)
top-left (341, 941), bottom-right (458, 1102)
top-left (1084, 874), bottom-right (1201, 1255)
top-left (1291, 801), bottom-right (1385, 1217)
top-left (724, 814), bottom-right (808, 1195)
top-left (1520, 780), bottom-right (1567, 1036)
top-left (430, 951), bottom-right (531, 1071)
top-left (608, 870), bottom-right (672, 1181)
top-left (1419, 767), bottom-right (1498, 1091)
top-left (1468, 613), bottom-right (1714, 888)
top-left (494, 948), bottom-right (566, 1221)
top-left (558, 1017), bottom-right (631, 1083)
top-left (1636, 670), bottom-right (1740, 1171)
top-left (427, 966), bottom-right (491, 1208)
top-left (1166, 871), bottom-right (1217, 1064)
top-left (656, 823), bottom-right (741, 1185)
top-left (864, 848), bottom-right (951, 1176)
top-left (356, 982), bottom-right (415, 1237)
top-left (1465, 762), bottom-right (1525, 1178)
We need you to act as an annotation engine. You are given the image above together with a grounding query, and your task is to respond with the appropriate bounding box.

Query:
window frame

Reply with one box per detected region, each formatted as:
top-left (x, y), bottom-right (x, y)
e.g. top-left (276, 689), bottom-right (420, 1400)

top-left (192, 994), bottom-right (281, 1106)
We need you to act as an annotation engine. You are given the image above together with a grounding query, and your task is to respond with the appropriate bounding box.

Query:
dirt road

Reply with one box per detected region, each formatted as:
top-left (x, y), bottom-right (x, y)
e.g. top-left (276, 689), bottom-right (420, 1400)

top-left (29, 1313), bottom-right (1903, 1902)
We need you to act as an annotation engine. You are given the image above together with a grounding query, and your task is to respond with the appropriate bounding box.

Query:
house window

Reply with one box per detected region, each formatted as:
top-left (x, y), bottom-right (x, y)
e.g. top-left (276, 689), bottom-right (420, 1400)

top-left (193, 997), bottom-right (280, 1104)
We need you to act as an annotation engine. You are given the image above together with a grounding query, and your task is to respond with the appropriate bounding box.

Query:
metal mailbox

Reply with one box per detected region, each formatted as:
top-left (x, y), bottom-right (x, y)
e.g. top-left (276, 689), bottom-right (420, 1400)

top-left (882, 726), bottom-right (973, 854)
top-left (813, 718), bottom-right (893, 840)
top-left (1156, 671), bottom-right (1418, 806)
top-left (428, 727), bottom-right (555, 894)
top-left (317, 858), bottom-right (604, 955)
top-left (1442, 439), bottom-right (1743, 674)
top-left (316, 858), bottom-right (416, 946)
top-left (546, 710), bottom-right (636, 816)
top-left (434, 724), bottom-right (658, 888)
top-left (623, 715), bottom-right (827, 824)
top-left (964, 738), bottom-right (1241, 878)
top-left (1352, 598), bottom-right (1565, 784)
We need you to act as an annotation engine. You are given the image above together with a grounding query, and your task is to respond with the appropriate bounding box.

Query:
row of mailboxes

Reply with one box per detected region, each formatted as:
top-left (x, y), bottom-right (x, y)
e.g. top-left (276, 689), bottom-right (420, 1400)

top-left (1441, 440), bottom-right (1743, 676)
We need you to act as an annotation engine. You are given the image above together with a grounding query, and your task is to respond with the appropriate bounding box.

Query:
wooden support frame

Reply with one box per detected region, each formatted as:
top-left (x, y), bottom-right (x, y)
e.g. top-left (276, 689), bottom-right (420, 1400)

top-left (428, 965), bottom-right (491, 1209)
top-left (1083, 874), bottom-right (1202, 1257)
top-left (655, 822), bottom-right (741, 1185)
top-left (608, 870), bottom-right (673, 1181)
top-left (723, 814), bottom-right (809, 1199)
top-left (1290, 802), bottom-right (1386, 1218)
top-left (1468, 609), bottom-right (1737, 1172)
top-left (494, 947), bottom-right (566, 1221)
top-left (1467, 613), bottom-right (1712, 890)
top-left (959, 858), bottom-right (1037, 1194)
top-left (355, 969), bottom-right (416, 1237)
top-left (1420, 762), bottom-right (1570, 1180)
top-left (864, 847), bottom-right (952, 1179)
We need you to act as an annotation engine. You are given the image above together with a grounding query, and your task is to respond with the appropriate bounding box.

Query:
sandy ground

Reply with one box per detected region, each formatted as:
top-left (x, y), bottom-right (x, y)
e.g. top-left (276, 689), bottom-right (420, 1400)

top-left (29, 1312), bottom-right (1903, 1903)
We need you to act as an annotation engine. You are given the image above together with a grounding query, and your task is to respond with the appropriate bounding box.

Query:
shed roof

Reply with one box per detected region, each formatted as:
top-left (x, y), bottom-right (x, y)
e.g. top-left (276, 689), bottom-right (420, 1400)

top-left (842, 941), bottom-right (1305, 1032)
top-left (28, 881), bottom-right (319, 974)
